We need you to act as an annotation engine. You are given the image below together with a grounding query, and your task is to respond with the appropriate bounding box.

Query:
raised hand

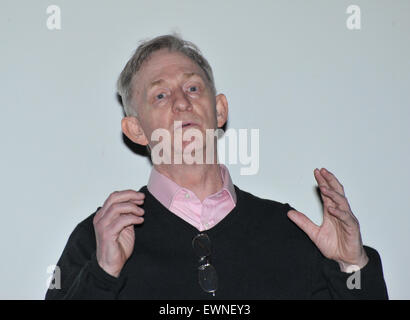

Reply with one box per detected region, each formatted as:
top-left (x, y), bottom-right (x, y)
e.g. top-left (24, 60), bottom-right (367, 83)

top-left (93, 190), bottom-right (145, 278)
top-left (287, 168), bottom-right (369, 272)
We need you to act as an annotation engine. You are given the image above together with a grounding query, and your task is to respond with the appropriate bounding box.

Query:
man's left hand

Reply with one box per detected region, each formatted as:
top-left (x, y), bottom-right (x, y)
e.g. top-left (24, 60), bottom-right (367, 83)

top-left (287, 167), bottom-right (369, 272)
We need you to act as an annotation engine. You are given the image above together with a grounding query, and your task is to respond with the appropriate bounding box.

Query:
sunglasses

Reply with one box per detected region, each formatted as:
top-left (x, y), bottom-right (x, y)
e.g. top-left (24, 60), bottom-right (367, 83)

top-left (192, 233), bottom-right (218, 296)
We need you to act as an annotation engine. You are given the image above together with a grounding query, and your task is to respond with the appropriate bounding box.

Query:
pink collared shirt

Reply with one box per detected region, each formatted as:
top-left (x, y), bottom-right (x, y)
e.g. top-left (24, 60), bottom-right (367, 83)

top-left (147, 164), bottom-right (237, 231)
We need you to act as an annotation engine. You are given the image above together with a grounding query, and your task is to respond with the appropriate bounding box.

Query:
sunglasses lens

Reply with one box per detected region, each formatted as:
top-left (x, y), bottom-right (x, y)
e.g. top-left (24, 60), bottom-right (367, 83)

top-left (198, 263), bottom-right (218, 294)
top-left (192, 233), bottom-right (212, 257)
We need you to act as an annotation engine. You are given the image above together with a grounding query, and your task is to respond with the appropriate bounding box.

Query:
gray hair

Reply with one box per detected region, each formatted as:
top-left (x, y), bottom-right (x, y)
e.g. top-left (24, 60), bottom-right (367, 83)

top-left (117, 33), bottom-right (217, 117)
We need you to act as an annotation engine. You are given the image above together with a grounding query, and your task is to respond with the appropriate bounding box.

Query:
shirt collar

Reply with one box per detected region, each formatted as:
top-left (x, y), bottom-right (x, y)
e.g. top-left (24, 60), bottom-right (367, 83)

top-left (147, 164), bottom-right (237, 208)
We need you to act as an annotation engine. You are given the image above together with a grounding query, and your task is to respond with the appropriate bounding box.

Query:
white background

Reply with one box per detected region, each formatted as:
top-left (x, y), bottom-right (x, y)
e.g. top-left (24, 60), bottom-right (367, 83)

top-left (1, 0), bottom-right (409, 299)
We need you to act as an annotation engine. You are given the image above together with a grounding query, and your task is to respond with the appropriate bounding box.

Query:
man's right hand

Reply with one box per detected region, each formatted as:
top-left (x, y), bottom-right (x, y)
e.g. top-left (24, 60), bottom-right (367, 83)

top-left (93, 190), bottom-right (145, 278)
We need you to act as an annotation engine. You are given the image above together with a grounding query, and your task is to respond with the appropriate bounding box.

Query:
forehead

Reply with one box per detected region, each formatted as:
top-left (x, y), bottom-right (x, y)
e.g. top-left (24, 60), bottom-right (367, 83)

top-left (135, 49), bottom-right (206, 89)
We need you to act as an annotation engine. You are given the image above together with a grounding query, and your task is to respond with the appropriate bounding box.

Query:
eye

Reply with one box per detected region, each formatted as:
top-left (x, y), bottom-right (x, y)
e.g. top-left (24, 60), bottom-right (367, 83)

top-left (188, 86), bottom-right (198, 93)
top-left (156, 93), bottom-right (166, 100)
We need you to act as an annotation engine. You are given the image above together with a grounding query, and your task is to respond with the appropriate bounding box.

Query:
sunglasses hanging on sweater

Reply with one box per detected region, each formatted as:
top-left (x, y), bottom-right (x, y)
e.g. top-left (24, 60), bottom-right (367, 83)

top-left (192, 233), bottom-right (218, 296)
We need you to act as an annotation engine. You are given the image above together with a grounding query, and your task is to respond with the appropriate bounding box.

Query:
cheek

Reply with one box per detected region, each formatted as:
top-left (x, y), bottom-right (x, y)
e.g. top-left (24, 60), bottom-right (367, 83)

top-left (135, 112), bottom-right (154, 139)
top-left (196, 95), bottom-right (215, 114)
top-left (144, 114), bottom-right (171, 139)
top-left (204, 102), bottom-right (218, 122)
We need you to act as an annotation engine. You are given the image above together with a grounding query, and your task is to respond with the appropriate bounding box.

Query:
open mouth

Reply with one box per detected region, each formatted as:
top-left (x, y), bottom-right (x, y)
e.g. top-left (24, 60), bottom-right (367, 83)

top-left (173, 120), bottom-right (200, 132)
top-left (178, 121), bottom-right (199, 129)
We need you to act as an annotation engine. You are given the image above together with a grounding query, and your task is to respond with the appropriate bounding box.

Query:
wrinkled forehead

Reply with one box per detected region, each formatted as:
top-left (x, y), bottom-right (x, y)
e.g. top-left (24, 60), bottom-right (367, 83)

top-left (133, 50), bottom-right (207, 93)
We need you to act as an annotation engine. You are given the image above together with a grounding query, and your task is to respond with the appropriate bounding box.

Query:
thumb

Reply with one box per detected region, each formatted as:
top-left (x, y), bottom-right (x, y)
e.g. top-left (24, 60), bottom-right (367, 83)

top-left (287, 209), bottom-right (320, 243)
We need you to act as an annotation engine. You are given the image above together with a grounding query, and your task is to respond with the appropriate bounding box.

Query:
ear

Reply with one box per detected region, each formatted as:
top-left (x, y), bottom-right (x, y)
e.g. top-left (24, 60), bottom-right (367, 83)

top-left (215, 93), bottom-right (228, 128)
top-left (121, 116), bottom-right (149, 146)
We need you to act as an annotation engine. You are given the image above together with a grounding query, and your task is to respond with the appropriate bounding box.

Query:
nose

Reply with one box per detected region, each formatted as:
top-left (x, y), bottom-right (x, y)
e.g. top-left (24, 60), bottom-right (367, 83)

top-left (172, 89), bottom-right (193, 113)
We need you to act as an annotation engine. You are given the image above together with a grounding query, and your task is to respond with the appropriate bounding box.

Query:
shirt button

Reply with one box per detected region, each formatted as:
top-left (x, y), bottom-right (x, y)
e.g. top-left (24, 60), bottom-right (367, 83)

top-left (204, 221), bottom-right (213, 229)
top-left (185, 193), bottom-right (190, 199)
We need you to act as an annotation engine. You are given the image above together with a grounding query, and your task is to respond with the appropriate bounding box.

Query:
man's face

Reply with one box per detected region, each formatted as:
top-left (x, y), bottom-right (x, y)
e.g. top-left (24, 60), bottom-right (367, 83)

top-left (123, 48), bottom-right (228, 157)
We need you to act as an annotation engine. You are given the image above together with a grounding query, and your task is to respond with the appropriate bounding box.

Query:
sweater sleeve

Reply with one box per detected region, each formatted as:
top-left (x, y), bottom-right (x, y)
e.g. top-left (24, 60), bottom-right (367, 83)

top-left (44, 211), bottom-right (126, 300)
top-left (308, 242), bottom-right (388, 299)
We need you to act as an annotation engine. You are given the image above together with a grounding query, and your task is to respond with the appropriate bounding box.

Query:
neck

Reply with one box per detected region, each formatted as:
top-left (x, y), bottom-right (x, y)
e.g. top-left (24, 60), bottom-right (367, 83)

top-left (154, 163), bottom-right (223, 202)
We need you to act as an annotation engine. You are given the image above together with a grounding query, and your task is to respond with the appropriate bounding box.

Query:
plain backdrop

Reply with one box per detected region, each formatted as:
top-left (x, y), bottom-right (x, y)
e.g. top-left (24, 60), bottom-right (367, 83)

top-left (1, 0), bottom-right (409, 299)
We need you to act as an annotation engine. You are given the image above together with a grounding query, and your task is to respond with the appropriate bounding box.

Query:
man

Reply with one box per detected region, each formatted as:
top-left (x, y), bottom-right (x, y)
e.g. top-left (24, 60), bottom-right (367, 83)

top-left (45, 34), bottom-right (388, 299)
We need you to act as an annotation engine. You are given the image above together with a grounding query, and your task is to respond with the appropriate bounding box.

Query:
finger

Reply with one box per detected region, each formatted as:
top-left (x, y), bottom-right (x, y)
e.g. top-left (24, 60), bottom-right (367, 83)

top-left (320, 168), bottom-right (345, 195)
top-left (95, 190), bottom-right (145, 223)
top-left (319, 186), bottom-right (351, 211)
top-left (314, 168), bottom-right (339, 207)
top-left (130, 199), bottom-right (145, 206)
top-left (98, 202), bottom-right (145, 227)
top-left (314, 168), bottom-right (330, 189)
top-left (103, 190), bottom-right (145, 207)
top-left (287, 210), bottom-right (320, 243)
top-left (327, 206), bottom-right (353, 224)
top-left (317, 183), bottom-right (336, 208)
top-left (108, 214), bottom-right (144, 237)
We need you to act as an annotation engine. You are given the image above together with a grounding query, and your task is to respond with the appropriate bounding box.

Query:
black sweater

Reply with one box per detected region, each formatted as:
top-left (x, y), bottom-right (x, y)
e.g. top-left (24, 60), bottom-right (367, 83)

top-left (45, 185), bottom-right (388, 299)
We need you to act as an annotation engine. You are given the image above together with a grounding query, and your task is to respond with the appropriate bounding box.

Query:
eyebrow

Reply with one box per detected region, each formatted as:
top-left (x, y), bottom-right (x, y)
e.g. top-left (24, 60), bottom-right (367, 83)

top-left (147, 72), bottom-right (201, 91)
